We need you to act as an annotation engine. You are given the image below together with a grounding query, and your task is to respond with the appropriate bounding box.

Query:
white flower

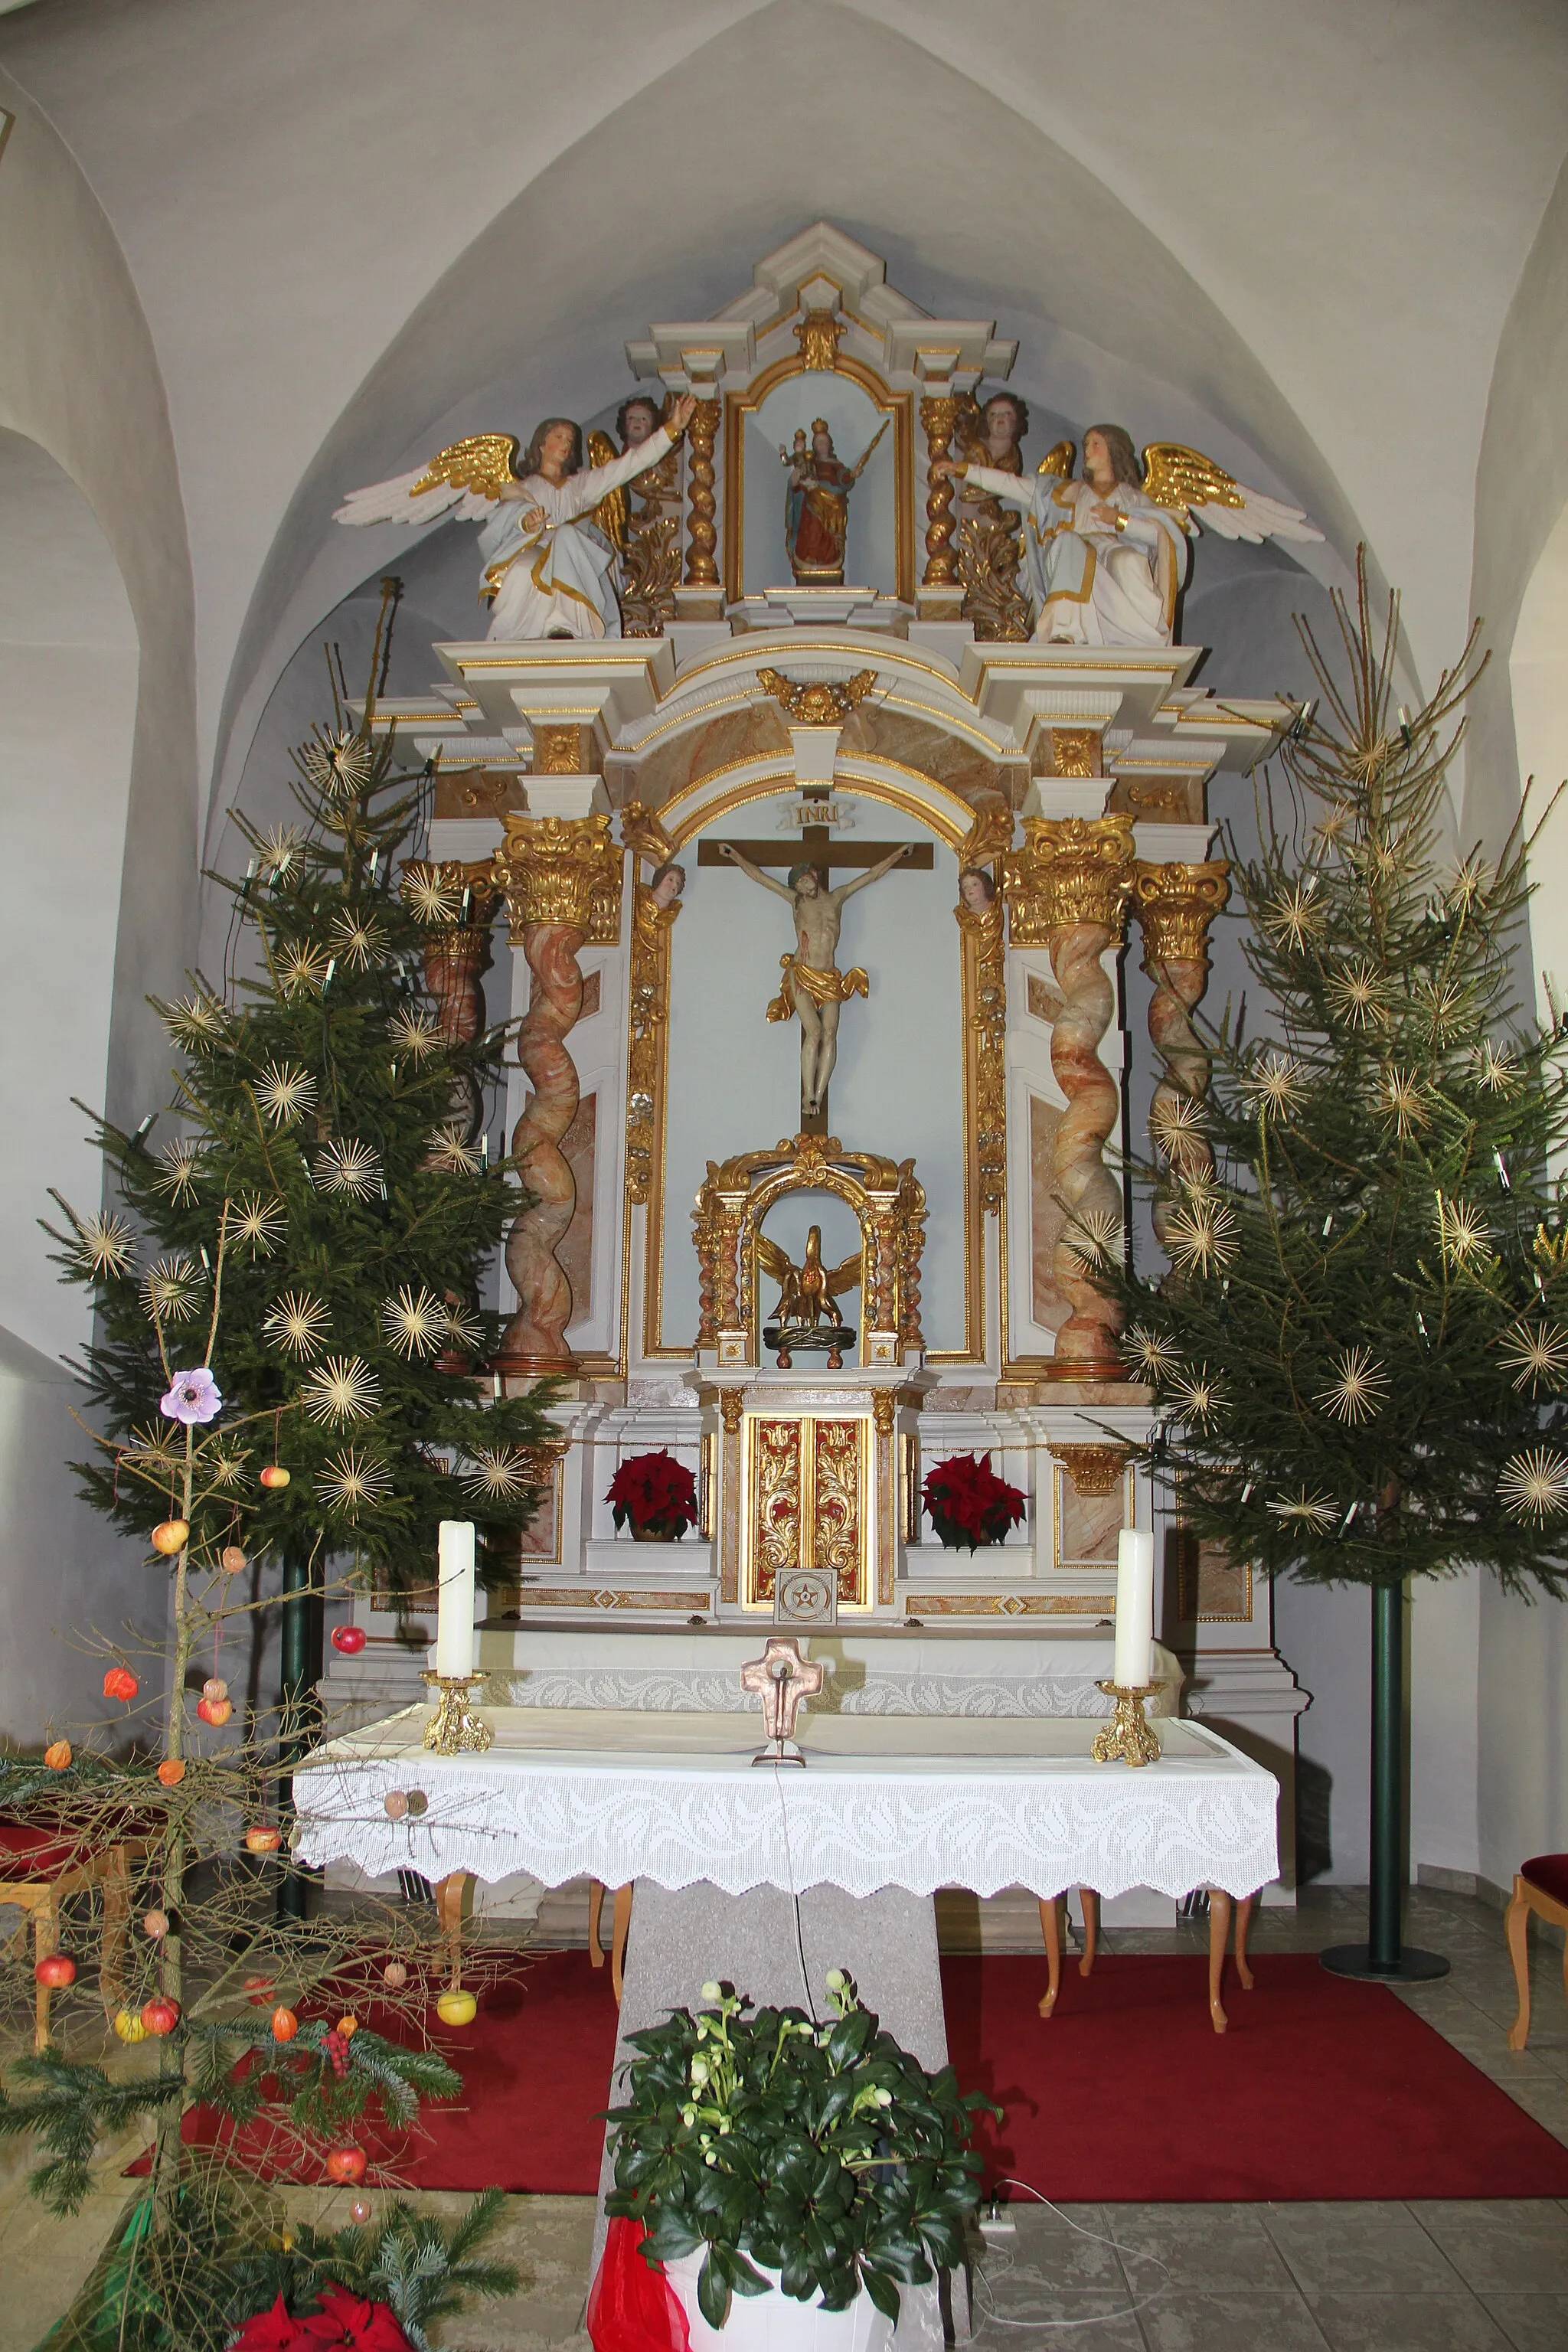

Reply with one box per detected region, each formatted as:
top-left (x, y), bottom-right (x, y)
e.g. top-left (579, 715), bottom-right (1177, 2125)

top-left (700, 1981), bottom-right (722, 2003)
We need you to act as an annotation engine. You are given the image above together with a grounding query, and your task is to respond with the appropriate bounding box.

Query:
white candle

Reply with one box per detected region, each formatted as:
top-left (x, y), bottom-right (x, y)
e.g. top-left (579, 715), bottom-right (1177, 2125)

top-left (1112, 1528), bottom-right (1155, 1689)
top-left (435, 1520), bottom-right (476, 1679)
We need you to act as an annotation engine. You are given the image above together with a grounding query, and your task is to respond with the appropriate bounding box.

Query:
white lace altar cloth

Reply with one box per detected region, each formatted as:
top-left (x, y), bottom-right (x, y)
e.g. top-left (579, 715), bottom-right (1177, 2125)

top-left (295, 1707), bottom-right (1278, 1901)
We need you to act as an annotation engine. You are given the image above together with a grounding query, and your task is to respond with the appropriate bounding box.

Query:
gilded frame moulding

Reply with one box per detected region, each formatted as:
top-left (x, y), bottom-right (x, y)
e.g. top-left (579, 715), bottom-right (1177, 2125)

top-left (722, 350), bottom-right (916, 608)
top-left (620, 802), bottom-right (680, 1217)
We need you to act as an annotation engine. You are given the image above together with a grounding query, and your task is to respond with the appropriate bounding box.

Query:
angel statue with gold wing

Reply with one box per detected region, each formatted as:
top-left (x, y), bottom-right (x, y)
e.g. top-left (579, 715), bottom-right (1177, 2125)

top-left (934, 425), bottom-right (1323, 649)
top-left (758, 1223), bottom-right (862, 1370)
top-left (335, 394), bottom-right (696, 641)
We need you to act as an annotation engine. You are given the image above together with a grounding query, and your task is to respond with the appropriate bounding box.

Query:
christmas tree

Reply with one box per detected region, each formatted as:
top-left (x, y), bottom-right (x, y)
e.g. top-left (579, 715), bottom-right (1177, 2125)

top-left (1105, 557), bottom-right (1568, 1978)
top-left (0, 597), bottom-right (547, 2344)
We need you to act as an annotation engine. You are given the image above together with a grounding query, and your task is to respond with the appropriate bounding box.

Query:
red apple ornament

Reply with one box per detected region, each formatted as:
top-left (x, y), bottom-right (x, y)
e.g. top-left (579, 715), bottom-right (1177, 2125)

top-left (331, 1624), bottom-right (367, 1655)
top-left (34, 1953), bottom-right (75, 1988)
top-left (325, 2145), bottom-right (368, 2185)
top-left (140, 1997), bottom-right (180, 2036)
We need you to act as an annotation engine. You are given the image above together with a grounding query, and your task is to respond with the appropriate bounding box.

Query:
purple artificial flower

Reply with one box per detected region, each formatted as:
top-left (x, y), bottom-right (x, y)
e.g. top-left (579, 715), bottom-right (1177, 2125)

top-left (160, 1367), bottom-right (223, 1425)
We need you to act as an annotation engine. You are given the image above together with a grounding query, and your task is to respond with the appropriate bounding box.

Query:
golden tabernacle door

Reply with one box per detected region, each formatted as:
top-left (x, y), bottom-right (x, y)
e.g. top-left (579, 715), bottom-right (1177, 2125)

top-left (743, 1413), bottom-right (871, 1610)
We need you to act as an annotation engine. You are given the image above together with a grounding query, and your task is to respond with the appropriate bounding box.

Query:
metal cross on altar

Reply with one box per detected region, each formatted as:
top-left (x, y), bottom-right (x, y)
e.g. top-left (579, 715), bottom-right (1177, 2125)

top-left (739, 1634), bottom-right (826, 1764)
top-left (699, 792), bottom-right (932, 1132)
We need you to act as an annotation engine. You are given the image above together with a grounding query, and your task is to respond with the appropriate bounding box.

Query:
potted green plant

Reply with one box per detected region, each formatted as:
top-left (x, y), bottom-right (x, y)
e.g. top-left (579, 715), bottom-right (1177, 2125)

top-left (607, 1449), bottom-right (701, 1542)
top-left (921, 1453), bottom-right (1026, 1552)
top-left (601, 1971), bottom-right (996, 2349)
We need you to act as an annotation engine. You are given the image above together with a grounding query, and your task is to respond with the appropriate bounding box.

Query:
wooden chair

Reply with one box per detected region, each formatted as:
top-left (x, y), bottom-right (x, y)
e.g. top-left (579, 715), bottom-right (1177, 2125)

top-left (0, 1821), bottom-right (145, 2051)
top-left (588, 1879), bottom-right (632, 2001)
top-left (1038, 1883), bottom-right (1254, 2033)
top-left (1506, 1854), bottom-right (1568, 2050)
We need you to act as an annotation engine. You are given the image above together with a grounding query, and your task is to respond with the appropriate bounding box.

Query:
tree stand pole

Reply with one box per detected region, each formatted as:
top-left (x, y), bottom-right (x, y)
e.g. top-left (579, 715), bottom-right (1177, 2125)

top-left (276, 1554), bottom-right (323, 1923)
top-left (1322, 1576), bottom-right (1449, 1983)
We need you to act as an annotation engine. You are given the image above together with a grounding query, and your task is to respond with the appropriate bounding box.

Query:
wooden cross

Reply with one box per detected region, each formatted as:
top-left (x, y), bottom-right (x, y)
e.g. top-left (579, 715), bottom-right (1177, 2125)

top-left (739, 1633), bottom-right (826, 1759)
top-left (698, 794), bottom-right (933, 1132)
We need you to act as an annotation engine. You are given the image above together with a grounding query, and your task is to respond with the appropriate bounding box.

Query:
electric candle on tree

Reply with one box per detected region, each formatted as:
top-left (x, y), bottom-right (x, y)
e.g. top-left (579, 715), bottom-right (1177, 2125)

top-left (434, 1520), bottom-right (476, 1678)
top-left (1112, 1528), bottom-right (1155, 1688)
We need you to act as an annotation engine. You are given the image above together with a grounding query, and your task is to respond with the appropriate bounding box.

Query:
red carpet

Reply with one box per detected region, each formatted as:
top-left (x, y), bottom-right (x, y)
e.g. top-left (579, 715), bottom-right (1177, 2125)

top-left (132, 1949), bottom-right (1568, 2200)
top-left (940, 1952), bottom-right (1568, 2201)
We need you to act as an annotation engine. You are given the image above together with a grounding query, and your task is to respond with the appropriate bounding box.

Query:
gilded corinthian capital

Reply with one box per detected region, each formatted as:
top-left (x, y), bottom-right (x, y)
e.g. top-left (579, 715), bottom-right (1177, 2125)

top-left (1004, 814), bottom-right (1135, 946)
top-left (1132, 859), bottom-right (1231, 970)
top-left (493, 812), bottom-right (622, 943)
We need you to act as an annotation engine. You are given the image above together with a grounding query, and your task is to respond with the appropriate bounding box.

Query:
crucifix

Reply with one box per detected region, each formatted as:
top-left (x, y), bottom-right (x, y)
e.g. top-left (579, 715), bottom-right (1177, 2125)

top-left (739, 1633), bottom-right (827, 1766)
top-left (699, 797), bottom-right (933, 1132)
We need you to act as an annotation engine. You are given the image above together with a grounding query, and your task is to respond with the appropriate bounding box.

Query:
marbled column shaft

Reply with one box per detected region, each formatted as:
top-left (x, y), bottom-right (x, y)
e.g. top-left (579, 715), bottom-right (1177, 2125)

top-left (1132, 861), bottom-right (1231, 1246)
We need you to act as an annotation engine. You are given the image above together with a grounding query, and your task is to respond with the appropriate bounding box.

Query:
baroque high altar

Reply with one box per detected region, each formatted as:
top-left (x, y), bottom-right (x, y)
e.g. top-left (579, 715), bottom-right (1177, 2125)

top-left (333, 226), bottom-right (1308, 1889)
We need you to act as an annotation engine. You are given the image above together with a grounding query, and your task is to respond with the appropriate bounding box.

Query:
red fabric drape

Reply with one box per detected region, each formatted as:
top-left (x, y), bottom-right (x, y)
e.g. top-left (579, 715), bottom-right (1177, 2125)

top-left (587, 2216), bottom-right (691, 2352)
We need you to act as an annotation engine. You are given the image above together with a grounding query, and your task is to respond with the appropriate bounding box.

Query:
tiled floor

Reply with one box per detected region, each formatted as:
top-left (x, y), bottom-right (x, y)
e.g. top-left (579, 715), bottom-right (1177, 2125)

top-left (4, 1886), bottom-right (1566, 2349)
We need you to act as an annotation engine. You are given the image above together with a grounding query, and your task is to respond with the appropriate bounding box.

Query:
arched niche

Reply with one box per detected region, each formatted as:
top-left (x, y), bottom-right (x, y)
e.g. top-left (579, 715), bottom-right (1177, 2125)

top-left (0, 430), bottom-right (137, 1360)
top-left (1512, 496), bottom-right (1568, 1027)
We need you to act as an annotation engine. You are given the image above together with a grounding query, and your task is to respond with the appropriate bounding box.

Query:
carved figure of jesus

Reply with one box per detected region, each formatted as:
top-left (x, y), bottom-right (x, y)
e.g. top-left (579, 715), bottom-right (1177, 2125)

top-left (716, 842), bottom-right (914, 1118)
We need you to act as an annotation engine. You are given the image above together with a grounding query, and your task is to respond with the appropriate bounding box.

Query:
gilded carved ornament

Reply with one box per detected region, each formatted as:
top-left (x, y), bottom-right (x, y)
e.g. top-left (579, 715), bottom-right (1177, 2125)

top-left (532, 724), bottom-right (594, 775)
top-left (1047, 728), bottom-right (1100, 780)
top-left (956, 807), bottom-right (1013, 1217)
top-left (1004, 815), bottom-right (1135, 947)
top-left (756, 667), bottom-right (878, 726)
top-left (621, 803), bottom-right (681, 1210)
top-left (795, 309), bottom-right (846, 371)
top-left (493, 812), bottom-right (622, 944)
top-left (693, 1134), bottom-right (926, 1359)
top-left (1051, 1442), bottom-right (1132, 1498)
top-left (1132, 859), bottom-right (1232, 969)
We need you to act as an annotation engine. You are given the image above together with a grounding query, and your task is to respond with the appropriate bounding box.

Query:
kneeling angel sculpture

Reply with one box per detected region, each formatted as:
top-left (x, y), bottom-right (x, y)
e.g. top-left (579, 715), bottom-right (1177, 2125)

top-left (935, 425), bottom-right (1323, 649)
top-left (335, 395), bottom-right (696, 641)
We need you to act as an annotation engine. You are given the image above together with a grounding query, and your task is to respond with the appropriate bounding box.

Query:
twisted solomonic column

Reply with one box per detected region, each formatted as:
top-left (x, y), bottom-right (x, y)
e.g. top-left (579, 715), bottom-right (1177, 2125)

top-left (1005, 815), bottom-right (1135, 1377)
top-left (490, 814), bottom-right (622, 1376)
top-left (1131, 859), bottom-right (1231, 1243)
top-left (404, 858), bottom-right (503, 1140)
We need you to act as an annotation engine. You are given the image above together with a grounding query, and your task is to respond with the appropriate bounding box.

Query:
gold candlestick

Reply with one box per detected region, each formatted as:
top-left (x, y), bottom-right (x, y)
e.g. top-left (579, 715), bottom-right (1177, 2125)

top-left (1090, 1681), bottom-right (1161, 1767)
top-left (420, 1671), bottom-right (494, 1755)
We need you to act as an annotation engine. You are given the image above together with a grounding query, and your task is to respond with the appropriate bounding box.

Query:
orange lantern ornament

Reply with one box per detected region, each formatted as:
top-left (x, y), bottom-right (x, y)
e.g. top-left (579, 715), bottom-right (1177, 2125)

top-left (143, 1909), bottom-right (169, 1939)
top-left (43, 1739), bottom-right (72, 1771)
top-left (156, 1758), bottom-right (186, 1788)
top-left (270, 2005), bottom-right (299, 2043)
top-left (381, 1960), bottom-right (407, 1989)
top-left (103, 1666), bottom-right (139, 1703)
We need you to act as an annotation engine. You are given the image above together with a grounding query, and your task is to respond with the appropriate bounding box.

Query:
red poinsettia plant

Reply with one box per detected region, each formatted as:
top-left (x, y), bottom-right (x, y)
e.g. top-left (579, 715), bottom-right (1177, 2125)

top-left (606, 1449), bottom-right (699, 1541)
top-left (232, 2284), bottom-right (414, 2350)
top-left (922, 1452), bottom-right (1027, 1552)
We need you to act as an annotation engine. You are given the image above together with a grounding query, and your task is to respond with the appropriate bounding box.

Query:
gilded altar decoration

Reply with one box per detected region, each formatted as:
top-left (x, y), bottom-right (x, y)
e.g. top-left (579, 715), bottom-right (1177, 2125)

top-left (919, 395), bottom-right (965, 593)
top-left (693, 1133), bottom-right (926, 1364)
top-left (1051, 1442), bottom-right (1132, 1498)
top-left (493, 812), bottom-right (622, 943)
top-left (622, 804), bottom-right (681, 1209)
top-left (1133, 859), bottom-right (1231, 1227)
top-left (587, 394), bottom-right (682, 636)
top-left (781, 417), bottom-right (887, 586)
top-left (335, 397), bottom-right (694, 642)
top-left (1004, 816), bottom-right (1135, 1377)
top-left (956, 809), bottom-right (1012, 1217)
top-left (954, 391), bottom-right (1031, 641)
top-left (1046, 728), bottom-right (1099, 779)
top-left (795, 308), bottom-right (846, 371)
top-left (682, 394), bottom-right (720, 594)
top-left (746, 1417), bottom-right (867, 1607)
top-left (758, 1223), bottom-right (861, 1367)
top-left (756, 667), bottom-right (877, 725)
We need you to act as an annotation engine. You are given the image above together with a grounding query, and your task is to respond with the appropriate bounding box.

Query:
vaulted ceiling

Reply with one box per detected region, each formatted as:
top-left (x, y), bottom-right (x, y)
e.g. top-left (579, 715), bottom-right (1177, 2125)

top-left (4, 0), bottom-right (1566, 817)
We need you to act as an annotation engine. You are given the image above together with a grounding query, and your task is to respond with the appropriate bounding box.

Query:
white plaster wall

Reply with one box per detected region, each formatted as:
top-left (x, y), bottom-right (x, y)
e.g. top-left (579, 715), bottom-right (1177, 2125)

top-left (0, 72), bottom-right (196, 1740)
top-left (0, 436), bottom-right (137, 1362)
